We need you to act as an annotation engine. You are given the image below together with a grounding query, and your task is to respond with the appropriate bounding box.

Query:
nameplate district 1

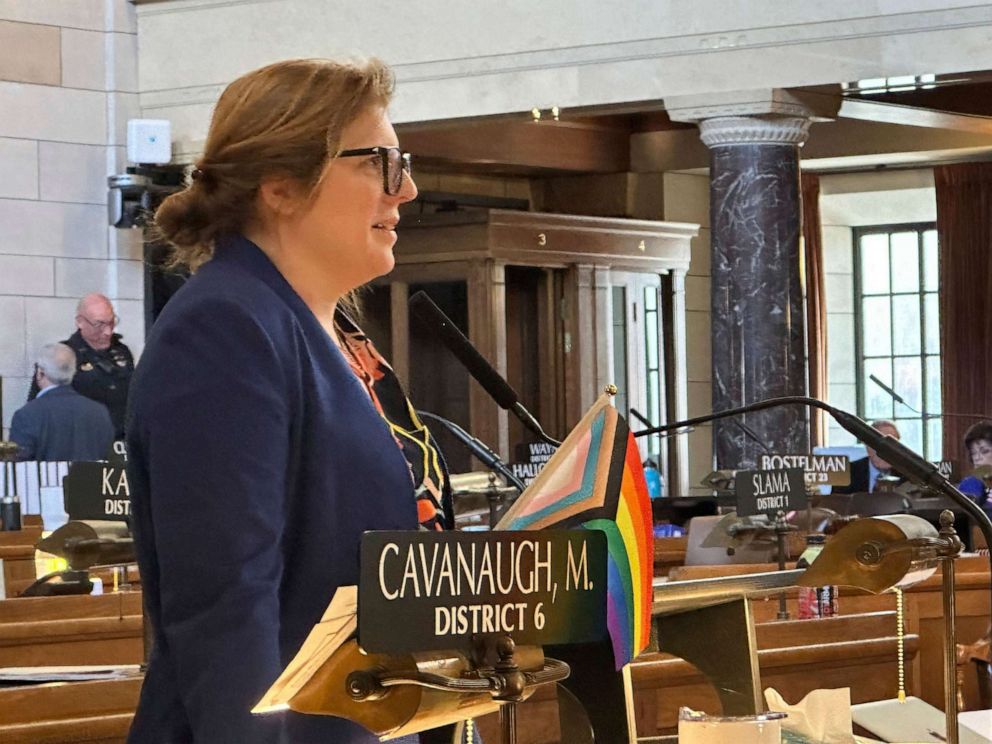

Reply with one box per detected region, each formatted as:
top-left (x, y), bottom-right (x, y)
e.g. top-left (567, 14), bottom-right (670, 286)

top-left (359, 531), bottom-right (607, 654)
top-left (736, 467), bottom-right (807, 518)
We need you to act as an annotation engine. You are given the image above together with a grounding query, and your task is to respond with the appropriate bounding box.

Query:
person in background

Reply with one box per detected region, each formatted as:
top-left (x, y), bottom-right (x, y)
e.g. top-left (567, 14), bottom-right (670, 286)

top-left (833, 419), bottom-right (906, 494)
top-left (29, 293), bottom-right (135, 440)
top-left (10, 343), bottom-right (114, 461)
top-left (958, 421), bottom-right (992, 514)
top-left (126, 58), bottom-right (452, 744)
top-left (67, 293), bottom-right (135, 439)
top-left (643, 458), bottom-right (664, 499)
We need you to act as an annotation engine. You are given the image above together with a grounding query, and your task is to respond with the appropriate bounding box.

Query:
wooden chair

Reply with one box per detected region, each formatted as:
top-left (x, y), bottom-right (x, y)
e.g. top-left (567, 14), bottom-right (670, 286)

top-left (957, 634), bottom-right (992, 710)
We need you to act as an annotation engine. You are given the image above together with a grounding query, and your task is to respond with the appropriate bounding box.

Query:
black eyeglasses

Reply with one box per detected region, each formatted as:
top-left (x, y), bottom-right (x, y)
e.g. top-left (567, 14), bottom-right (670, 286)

top-left (337, 146), bottom-right (412, 196)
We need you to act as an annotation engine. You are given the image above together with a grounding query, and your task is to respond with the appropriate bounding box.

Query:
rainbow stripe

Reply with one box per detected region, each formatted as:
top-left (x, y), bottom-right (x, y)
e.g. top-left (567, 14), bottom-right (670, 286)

top-left (497, 395), bottom-right (654, 668)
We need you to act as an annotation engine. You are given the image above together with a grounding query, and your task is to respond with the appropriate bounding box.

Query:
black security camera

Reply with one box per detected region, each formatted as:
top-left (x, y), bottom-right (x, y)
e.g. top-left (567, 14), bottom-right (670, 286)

top-left (108, 167), bottom-right (185, 229)
top-left (108, 173), bottom-right (153, 229)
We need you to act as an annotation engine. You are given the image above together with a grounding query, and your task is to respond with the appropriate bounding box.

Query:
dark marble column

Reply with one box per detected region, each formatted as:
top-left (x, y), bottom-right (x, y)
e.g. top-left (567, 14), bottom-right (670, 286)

top-left (702, 116), bottom-right (810, 469)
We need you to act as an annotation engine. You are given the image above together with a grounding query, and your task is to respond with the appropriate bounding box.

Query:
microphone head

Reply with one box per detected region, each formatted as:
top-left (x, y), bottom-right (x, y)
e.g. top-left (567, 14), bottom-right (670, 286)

top-left (409, 291), bottom-right (520, 410)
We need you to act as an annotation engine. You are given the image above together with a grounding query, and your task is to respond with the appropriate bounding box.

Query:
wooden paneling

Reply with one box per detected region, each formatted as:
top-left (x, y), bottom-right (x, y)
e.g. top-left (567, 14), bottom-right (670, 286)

top-left (631, 614), bottom-right (919, 733)
top-left (387, 209), bottom-right (696, 470)
top-left (474, 611), bottom-right (918, 743)
top-left (397, 119), bottom-right (631, 174)
top-left (467, 259), bottom-right (509, 457)
top-left (0, 592), bottom-right (143, 667)
top-left (396, 210), bottom-right (696, 273)
top-left (654, 536), bottom-right (688, 575)
top-left (0, 524), bottom-right (42, 597)
top-left (670, 556), bottom-right (992, 712)
top-left (0, 677), bottom-right (140, 744)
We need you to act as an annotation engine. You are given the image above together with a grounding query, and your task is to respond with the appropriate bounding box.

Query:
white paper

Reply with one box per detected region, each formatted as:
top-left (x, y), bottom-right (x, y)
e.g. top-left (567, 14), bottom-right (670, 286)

top-left (253, 585), bottom-right (358, 713)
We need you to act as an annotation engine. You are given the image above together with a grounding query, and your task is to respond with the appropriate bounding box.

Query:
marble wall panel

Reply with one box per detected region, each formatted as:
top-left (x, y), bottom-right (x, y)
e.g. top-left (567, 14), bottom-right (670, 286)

top-left (710, 142), bottom-right (807, 466)
top-left (821, 225), bottom-right (854, 273)
top-left (61, 27), bottom-right (106, 90)
top-left (662, 173), bottom-right (711, 228)
top-left (687, 380), bottom-right (712, 418)
top-left (0, 296), bottom-right (27, 378)
top-left (0, 20), bottom-right (60, 85)
top-left (23, 297), bottom-right (80, 370)
top-left (825, 273), bottom-right (855, 314)
top-left (827, 313), bottom-right (857, 386)
top-left (0, 200), bottom-right (107, 258)
top-left (687, 426), bottom-right (715, 492)
top-left (684, 275), bottom-right (710, 313)
top-left (0, 82), bottom-right (106, 144)
top-left (0, 1), bottom-right (105, 31)
top-left (109, 0), bottom-right (138, 34)
top-left (39, 142), bottom-right (108, 204)
top-left (0, 137), bottom-right (38, 199)
top-left (55, 257), bottom-right (143, 300)
top-left (110, 31), bottom-right (138, 92)
top-left (107, 91), bottom-right (140, 147)
top-left (113, 298), bottom-right (144, 359)
top-left (0, 255), bottom-right (53, 296)
top-left (2, 375), bottom-right (31, 434)
top-left (685, 310), bottom-right (712, 383)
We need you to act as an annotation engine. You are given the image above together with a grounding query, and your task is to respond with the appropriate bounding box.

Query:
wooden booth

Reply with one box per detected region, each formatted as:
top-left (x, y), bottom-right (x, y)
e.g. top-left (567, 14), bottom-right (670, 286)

top-left (362, 208), bottom-right (698, 494)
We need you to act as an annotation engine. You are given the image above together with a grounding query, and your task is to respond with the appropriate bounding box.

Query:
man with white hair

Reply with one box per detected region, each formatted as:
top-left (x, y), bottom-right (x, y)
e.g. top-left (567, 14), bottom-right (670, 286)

top-left (65, 294), bottom-right (135, 439)
top-left (10, 343), bottom-right (114, 461)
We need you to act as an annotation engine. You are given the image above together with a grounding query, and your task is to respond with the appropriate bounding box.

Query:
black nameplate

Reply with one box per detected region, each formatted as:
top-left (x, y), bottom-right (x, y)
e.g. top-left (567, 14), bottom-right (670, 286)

top-left (359, 530), bottom-right (606, 654)
top-left (62, 462), bottom-right (131, 521)
top-left (758, 454), bottom-right (851, 486)
top-left (510, 441), bottom-right (558, 487)
top-left (736, 467), bottom-right (807, 517)
top-left (933, 460), bottom-right (960, 482)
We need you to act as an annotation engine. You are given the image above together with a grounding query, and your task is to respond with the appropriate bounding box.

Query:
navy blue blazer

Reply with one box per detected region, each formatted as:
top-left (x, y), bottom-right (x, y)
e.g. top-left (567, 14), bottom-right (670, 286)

top-left (10, 385), bottom-right (113, 461)
top-left (126, 235), bottom-right (418, 743)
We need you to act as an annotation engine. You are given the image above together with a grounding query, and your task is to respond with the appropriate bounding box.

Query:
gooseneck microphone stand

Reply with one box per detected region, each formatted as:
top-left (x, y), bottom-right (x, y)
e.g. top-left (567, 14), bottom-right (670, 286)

top-left (409, 292), bottom-right (561, 448)
top-left (417, 410), bottom-right (526, 494)
top-left (633, 395), bottom-right (992, 621)
top-left (869, 373), bottom-right (992, 431)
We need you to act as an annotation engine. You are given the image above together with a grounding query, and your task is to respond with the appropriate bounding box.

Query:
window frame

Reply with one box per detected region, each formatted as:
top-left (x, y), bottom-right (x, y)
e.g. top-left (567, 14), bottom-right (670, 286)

top-left (852, 221), bottom-right (941, 459)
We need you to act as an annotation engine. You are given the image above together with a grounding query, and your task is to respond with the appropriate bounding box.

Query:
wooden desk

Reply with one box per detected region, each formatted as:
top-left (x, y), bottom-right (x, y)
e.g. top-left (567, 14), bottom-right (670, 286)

top-left (631, 611), bottom-right (918, 735)
top-left (670, 556), bottom-right (992, 712)
top-left (474, 610), bottom-right (917, 743)
top-left (0, 521), bottom-right (42, 598)
top-left (0, 677), bottom-right (141, 744)
top-left (0, 592), bottom-right (143, 667)
top-left (653, 537), bottom-right (687, 576)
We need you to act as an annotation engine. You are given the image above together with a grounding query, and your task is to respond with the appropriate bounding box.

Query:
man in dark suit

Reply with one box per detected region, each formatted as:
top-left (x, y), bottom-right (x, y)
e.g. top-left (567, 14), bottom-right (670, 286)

top-left (27, 294), bottom-right (136, 440)
top-left (834, 419), bottom-right (907, 494)
top-left (10, 343), bottom-right (114, 461)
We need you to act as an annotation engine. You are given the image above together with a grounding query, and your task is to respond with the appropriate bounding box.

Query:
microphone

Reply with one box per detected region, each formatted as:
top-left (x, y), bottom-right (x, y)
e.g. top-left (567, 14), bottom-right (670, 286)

top-left (869, 375), bottom-right (992, 423)
top-left (733, 419), bottom-right (771, 455)
top-left (627, 407), bottom-right (652, 429)
top-left (629, 407), bottom-right (695, 439)
top-left (416, 411), bottom-right (526, 493)
top-left (409, 291), bottom-right (560, 447)
top-left (869, 374), bottom-right (913, 410)
top-left (631, 394), bottom-right (992, 605)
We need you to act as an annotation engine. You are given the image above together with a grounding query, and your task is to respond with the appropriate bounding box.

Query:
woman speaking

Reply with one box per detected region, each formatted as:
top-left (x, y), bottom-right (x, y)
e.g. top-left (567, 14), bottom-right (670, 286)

top-left (126, 58), bottom-right (448, 743)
